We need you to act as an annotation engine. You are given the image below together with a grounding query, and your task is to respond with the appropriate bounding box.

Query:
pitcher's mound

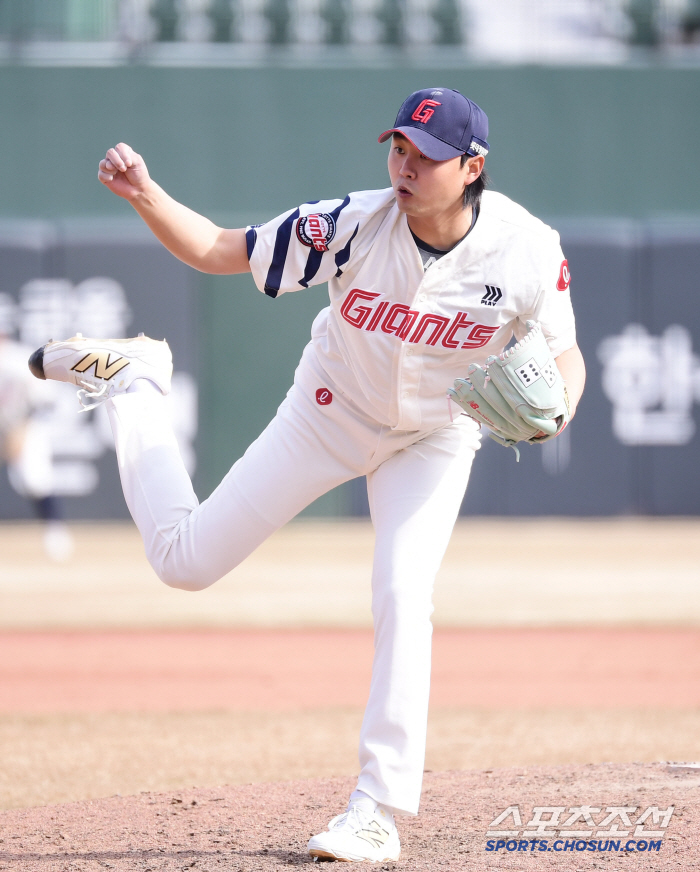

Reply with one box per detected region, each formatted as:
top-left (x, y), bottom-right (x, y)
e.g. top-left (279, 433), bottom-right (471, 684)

top-left (1, 763), bottom-right (697, 869)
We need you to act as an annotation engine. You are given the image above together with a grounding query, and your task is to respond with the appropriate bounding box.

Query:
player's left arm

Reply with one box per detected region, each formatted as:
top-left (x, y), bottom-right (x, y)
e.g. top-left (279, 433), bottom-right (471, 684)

top-left (529, 234), bottom-right (584, 419)
top-left (554, 343), bottom-right (586, 419)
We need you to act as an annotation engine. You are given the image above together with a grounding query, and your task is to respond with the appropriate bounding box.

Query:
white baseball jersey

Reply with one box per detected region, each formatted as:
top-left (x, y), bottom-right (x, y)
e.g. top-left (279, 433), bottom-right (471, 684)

top-left (247, 188), bottom-right (576, 433)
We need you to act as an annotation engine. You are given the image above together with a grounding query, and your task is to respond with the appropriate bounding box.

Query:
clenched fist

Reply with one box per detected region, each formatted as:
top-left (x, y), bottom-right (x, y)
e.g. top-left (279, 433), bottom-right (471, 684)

top-left (98, 143), bottom-right (152, 201)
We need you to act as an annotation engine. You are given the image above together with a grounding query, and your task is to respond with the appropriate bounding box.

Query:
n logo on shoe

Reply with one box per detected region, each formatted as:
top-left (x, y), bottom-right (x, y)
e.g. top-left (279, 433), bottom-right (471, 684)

top-left (71, 351), bottom-right (130, 380)
top-left (357, 821), bottom-right (390, 849)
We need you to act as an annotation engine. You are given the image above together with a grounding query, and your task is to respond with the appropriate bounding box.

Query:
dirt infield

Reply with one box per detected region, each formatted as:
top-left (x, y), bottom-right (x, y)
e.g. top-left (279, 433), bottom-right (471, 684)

top-left (1, 520), bottom-right (699, 866)
top-left (1, 763), bottom-right (696, 870)
top-left (4, 708), bottom-right (700, 812)
top-left (1, 627), bottom-right (699, 712)
top-left (1, 628), bottom-right (699, 810)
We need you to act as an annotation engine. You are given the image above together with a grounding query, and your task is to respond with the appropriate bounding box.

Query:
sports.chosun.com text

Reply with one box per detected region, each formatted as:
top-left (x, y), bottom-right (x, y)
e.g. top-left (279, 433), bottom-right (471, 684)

top-left (486, 838), bottom-right (661, 853)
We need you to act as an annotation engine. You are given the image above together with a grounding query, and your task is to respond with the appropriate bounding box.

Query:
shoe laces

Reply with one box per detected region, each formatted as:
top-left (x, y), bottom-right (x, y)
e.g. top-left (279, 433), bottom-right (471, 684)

top-left (329, 803), bottom-right (390, 835)
top-left (77, 379), bottom-right (112, 412)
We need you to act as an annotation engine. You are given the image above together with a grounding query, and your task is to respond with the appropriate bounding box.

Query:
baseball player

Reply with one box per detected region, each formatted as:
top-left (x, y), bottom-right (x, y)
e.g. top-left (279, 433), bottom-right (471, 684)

top-left (0, 294), bottom-right (74, 561)
top-left (28, 88), bottom-right (585, 862)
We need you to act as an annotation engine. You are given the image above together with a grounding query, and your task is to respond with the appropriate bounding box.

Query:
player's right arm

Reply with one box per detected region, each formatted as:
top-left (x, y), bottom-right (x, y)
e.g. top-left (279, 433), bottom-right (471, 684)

top-left (98, 143), bottom-right (250, 275)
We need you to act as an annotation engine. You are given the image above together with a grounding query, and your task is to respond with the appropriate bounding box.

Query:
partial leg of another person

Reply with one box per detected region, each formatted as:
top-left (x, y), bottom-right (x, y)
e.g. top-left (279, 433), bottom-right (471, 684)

top-left (6, 418), bottom-right (74, 562)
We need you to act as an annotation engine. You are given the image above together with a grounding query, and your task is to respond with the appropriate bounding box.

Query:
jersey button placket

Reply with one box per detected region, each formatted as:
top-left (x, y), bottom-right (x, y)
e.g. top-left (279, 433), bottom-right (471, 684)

top-left (395, 275), bottom-right (429, 430)
top-left (398, 339), bottom-right (422, 428)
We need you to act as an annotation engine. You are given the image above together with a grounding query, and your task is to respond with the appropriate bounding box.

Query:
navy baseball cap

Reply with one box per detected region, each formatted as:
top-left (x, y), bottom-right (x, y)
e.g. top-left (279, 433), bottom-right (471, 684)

top-left (378, 88), bottom-right (489, 161)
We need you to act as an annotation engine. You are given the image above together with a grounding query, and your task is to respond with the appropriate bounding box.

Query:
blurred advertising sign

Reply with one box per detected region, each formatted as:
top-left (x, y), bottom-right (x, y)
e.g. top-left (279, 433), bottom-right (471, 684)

top-left (460, 220), bottom-right (700, 516)
top-left (0, 221), bottom-right (198, 520)
top-left (598, 324), bottom-right (700, 446)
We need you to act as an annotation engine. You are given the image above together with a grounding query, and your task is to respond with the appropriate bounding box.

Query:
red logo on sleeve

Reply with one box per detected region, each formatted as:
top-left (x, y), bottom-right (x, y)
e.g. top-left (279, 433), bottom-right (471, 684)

top-left (297, 214), bottom-right (337, 252)
top-left (557, 260), bottom-right (571, 291)
top-left (316, 388), bottom-right (333, 405)
top-left (411, 99), bottom-right (441, 124)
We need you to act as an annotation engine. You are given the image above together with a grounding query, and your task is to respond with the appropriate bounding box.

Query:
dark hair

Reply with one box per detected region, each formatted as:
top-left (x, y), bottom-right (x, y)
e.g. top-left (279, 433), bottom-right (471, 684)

top-left (460, 153), bottom-right (489, 210)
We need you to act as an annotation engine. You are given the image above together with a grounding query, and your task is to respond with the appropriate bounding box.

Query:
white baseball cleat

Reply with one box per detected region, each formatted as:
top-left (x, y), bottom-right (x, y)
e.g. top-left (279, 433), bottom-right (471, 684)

top-left (28, 334), bottom-right (172, 410)
top-left (307, 799), bottom-right (401, 862)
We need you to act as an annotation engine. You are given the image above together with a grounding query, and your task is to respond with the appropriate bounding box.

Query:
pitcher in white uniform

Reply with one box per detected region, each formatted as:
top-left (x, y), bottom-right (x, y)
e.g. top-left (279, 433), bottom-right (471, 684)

top-left (29, 88), bottom-right (586, 862)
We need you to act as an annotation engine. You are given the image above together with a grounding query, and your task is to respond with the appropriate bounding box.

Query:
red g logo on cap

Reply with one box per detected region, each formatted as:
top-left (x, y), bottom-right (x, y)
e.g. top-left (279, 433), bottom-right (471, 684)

top-left (316, 388), bottom-right (333, 405)
top-left (411, 99), bottom-right (441, 124)
top-left (557, 260), bottom-right (571, 291)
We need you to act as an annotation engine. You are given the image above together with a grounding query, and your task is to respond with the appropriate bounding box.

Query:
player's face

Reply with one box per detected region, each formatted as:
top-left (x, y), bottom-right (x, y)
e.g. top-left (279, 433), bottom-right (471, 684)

top-left (387, 134), bottom-right (483, 220)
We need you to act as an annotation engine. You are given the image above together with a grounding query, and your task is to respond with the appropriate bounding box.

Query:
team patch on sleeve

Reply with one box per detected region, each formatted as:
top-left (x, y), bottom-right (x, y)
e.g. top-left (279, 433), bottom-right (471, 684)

top-left (556, 259), bottom-right (571, 291)
top-left (297, 213), bottom-right (337, 252)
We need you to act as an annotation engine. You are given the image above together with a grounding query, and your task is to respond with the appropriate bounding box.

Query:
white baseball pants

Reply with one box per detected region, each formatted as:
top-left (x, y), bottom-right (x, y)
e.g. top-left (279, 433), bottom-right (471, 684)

top-left (106, 346), bottom-right (480, 815)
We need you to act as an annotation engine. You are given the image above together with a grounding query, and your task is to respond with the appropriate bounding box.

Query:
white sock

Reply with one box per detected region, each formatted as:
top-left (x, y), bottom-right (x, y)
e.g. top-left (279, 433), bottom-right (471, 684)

top-left (349, 790), bottom-right (379, 812)
top-left (126, 378), bottom-right (161, 395)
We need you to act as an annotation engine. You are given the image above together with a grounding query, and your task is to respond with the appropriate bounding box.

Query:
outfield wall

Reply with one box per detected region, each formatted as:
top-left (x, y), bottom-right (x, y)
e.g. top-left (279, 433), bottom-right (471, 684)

top-left (1, 65), bottom-right (699, 516)
top-left (1, 65), bottom-right (699, 222)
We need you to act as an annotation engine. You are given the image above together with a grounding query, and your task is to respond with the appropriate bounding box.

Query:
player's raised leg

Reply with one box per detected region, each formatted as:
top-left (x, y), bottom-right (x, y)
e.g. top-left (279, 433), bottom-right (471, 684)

top-left (28, 335), bottom-right (376, 590)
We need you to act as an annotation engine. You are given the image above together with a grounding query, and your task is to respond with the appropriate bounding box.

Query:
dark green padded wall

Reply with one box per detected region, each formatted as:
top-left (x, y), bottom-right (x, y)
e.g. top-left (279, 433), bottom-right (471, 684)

top-left (2, 66), bottom-right (699, 220)
top-left (1, 65), bottom-right (698, 503)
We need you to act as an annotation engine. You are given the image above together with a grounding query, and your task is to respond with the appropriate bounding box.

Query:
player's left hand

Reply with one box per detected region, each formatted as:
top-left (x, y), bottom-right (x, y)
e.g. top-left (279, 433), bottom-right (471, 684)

top-left (448, 321), bottom-right (571, 460)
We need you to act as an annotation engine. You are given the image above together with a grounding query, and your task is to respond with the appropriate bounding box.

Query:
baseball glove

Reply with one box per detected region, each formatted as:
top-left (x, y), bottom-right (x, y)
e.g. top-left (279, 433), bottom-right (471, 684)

top-left (448, 321), bottom-right (570, 460)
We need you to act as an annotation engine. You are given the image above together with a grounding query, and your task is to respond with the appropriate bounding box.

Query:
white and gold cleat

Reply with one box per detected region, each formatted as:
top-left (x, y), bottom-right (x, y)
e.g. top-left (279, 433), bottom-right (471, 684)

top-left (307, 799), bottom-right (401, 863)
top-left (28, 333), bottom-right (172, 410)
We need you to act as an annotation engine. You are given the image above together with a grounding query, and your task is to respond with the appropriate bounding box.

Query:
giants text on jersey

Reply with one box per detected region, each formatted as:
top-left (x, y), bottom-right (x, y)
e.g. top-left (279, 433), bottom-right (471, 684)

top-left (247, 189), bottom-right (576, 432)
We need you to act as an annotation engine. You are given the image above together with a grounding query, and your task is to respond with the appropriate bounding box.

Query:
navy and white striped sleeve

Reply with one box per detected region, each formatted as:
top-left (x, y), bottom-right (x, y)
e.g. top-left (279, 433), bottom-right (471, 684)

top-left (245, 191), bottom-right (384, 298)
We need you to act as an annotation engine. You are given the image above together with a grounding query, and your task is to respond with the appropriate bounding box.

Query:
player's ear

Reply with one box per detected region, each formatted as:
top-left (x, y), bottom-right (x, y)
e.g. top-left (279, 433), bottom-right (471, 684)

top-left (462, 154), bottom-right (484, 184)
